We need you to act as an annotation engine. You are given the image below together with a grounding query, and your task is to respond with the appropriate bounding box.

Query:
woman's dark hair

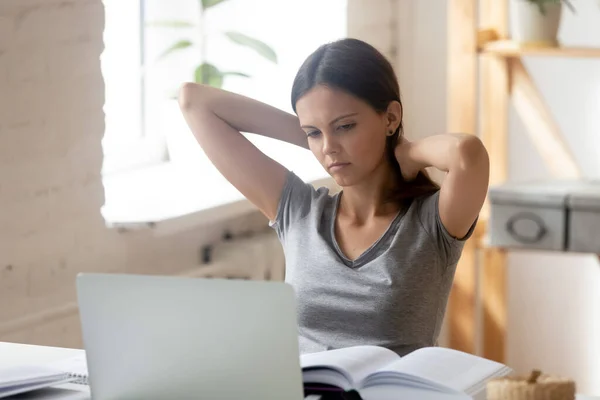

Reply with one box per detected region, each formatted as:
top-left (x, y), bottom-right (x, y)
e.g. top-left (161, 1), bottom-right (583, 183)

top-left (291, 38), bottom-right (439, 204)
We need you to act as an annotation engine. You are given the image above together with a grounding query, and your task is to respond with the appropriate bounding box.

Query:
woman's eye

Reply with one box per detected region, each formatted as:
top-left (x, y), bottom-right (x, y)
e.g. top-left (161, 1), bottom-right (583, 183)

top-left (338, 123), bottom-right (355, 131)
top-left (307, 130), bottom-right (321, 138)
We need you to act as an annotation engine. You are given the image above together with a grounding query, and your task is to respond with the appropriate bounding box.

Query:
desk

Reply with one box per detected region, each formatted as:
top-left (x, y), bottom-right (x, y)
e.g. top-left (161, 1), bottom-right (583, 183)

top-left (0, 342), bottom-right (89, 399)
top-left (1, 341), bottom-right (599, 400)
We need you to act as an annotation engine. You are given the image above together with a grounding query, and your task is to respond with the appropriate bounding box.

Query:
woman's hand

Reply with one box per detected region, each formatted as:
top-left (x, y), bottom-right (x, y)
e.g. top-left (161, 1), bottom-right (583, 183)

top-left (395, 133), bottom-right (489, 239)
top-left (394, 136), bottom-right (426, 181)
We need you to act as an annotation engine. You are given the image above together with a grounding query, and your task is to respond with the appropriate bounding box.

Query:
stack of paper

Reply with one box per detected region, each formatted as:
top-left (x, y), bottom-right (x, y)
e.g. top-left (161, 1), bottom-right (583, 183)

top-left (46, 354), bottom-right (89, 385)
top-left (0, 365), bottom-right (74, 398)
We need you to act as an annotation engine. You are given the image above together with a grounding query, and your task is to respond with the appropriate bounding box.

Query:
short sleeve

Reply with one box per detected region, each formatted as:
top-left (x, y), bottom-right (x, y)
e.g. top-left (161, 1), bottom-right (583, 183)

top-left (269, 170), bottom-right (318, 242)
top-left (417, 190), bottom-right (477, 266)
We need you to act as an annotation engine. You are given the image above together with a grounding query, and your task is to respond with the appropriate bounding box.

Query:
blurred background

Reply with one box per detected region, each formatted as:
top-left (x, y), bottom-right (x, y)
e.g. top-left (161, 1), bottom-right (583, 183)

top-left (1, 0), bottom-right (599, 395)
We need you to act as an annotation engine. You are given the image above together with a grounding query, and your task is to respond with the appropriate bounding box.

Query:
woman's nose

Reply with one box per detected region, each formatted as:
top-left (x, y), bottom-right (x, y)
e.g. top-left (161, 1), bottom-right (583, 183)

top-left (322, 132), bottom-right (339, 155)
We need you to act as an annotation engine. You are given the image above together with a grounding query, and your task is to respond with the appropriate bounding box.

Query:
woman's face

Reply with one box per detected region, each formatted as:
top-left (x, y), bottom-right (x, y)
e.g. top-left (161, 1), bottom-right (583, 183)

top-left (295, 85), bottom-right (396, 187)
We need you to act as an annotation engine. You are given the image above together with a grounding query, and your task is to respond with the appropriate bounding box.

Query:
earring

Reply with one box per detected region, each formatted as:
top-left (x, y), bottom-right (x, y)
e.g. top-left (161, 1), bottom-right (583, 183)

top-left (386, 130), bottom-right (394, 136)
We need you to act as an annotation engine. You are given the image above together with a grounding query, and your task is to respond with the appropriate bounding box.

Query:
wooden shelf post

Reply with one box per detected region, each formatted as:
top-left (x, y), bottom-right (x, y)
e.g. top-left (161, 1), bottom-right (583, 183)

top-left (479, 0), bottom-right (509, 363)
top-left (447, 0), bottom-right (510, 363)
top-left (447, 0), bottom-right (478, 355)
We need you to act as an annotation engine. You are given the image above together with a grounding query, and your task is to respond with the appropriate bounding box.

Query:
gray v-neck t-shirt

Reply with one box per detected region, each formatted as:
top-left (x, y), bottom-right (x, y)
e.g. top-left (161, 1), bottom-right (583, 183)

top-left (270, 171), bottom-right (476, 356)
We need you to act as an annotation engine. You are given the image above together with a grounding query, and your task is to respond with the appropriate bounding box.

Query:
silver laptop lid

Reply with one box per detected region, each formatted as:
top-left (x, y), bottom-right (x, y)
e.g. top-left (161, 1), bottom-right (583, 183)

top-left (76, 273), bottom-right (304, 400)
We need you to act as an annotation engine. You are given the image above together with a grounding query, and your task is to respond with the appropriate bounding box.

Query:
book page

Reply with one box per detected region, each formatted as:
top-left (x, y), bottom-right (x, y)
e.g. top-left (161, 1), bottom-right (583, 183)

top-left (368, 347), bottom-right (508, 393)
top-left (301, 346), bottom-right (399, 389)
top-left (360, 384), bottom-right (472, 400)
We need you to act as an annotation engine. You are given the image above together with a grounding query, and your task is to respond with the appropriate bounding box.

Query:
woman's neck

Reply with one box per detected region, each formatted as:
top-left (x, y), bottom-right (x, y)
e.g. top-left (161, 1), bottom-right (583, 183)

top-left (338, 162), bottom-right (399, 224)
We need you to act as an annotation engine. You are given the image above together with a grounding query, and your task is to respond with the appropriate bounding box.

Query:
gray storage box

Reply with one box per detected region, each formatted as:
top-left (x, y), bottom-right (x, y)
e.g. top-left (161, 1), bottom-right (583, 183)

top-left (488, 181), bottom-right (600, 253)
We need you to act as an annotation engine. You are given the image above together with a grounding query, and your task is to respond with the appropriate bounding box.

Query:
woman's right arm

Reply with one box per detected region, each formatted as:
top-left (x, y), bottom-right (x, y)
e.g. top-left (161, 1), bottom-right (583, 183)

top-left (178, 83), bottom-right (309, 221)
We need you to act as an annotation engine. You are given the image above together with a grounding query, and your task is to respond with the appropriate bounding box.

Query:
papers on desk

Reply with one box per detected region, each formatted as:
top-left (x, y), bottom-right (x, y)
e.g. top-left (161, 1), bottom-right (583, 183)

top-left (0, 365), bottom-right (75, 398)
top-left (46, 354), bottom-right (89, 385)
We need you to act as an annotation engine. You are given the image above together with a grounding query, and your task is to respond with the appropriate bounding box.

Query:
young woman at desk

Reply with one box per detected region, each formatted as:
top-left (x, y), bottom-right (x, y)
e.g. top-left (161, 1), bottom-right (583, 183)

top-left (178, 38), bottom-right (489, 357)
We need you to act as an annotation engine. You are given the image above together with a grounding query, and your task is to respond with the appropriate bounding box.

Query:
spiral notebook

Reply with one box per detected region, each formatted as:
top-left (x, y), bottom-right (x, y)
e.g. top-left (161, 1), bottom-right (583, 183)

top-left (0, 365), bottom-right (76, 398)
top-left (46, 354), bottom-right (89, 385)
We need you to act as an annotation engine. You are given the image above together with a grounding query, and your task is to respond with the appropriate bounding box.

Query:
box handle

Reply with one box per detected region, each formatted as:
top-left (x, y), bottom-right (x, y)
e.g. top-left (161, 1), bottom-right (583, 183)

top-left (505, 212), bottom-right (547, 244)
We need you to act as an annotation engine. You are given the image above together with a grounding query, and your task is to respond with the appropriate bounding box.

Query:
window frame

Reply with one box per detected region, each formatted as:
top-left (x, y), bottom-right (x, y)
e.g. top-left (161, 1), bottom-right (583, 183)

top-left (100, 0), bottom-right (347, 230)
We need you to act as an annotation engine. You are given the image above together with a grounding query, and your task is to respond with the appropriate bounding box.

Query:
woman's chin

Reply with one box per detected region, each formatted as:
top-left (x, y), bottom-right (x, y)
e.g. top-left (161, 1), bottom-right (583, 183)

top-left (330, 174), bottom-right (358, 188)
top-left (324, 166), bottom-right (361, 187)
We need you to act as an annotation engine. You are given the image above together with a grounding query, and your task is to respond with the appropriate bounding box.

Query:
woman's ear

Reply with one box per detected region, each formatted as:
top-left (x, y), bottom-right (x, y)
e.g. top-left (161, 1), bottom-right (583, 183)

top-left (386, 101), bottom-right (403, 132)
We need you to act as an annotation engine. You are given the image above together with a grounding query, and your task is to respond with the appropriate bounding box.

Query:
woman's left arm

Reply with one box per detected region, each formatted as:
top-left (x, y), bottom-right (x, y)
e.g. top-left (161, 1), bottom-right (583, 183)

top-left (397, 133), bottom-right (490, 239)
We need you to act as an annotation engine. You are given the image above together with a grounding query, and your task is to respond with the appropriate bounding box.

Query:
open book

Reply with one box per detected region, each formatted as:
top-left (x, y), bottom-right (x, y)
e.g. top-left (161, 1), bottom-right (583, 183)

top-left (301, 345), bottom-right (513, 400)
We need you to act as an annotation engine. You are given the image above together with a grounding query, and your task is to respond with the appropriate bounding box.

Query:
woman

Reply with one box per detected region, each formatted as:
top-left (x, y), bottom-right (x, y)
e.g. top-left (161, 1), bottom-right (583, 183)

top-left (178, 38), bottom-right (489, 356)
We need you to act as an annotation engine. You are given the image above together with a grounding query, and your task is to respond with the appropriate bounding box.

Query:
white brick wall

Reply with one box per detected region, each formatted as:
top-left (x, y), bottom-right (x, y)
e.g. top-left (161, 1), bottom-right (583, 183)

top-left (347, 0), bottom-right (399, 67)
top-left (0, 0), bottom-right (275, 348)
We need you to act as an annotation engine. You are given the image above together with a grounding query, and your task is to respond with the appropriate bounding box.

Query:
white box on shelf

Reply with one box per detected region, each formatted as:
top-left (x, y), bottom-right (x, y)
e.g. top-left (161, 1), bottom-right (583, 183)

top-left (567, 188), bottom-right (600, 254)
top-left (488, 180), bottom-right (600, 252)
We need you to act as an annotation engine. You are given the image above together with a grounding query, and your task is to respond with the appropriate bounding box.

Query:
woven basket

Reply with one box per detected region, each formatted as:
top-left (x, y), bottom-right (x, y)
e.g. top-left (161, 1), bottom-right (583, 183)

top-left (487, 370), bottom-right (576, 400)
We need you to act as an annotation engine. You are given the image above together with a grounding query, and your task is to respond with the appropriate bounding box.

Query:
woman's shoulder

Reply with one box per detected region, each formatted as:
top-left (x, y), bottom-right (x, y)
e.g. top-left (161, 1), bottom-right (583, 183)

top-left (270, 170), bottom-right (336, 235)
top-left (283, 170), bottom-right (337, 204)
top-left (400, 189), bottom-right (475, 266)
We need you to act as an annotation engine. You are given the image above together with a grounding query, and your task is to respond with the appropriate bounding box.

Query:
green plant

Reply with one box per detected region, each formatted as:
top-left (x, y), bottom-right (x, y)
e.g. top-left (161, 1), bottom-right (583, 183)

top-left (523, 0), bottom-right (575, 15)
top-left (149, 0), bottom-right (277, 89)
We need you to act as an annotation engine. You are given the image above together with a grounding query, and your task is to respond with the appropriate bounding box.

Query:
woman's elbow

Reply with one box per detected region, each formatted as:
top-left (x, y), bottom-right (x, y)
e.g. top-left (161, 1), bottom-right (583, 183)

top-left (455, 135), bottom-right (489, 171)
top-left (178, 82), bottom-right (199, 111)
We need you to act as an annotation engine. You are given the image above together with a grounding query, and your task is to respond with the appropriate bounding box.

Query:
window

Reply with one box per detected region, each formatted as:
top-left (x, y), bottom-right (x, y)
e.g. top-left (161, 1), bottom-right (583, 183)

top-left (101, 0), bottom-right (168, 175)
top-left (101, 0), bottom-right (347, 226)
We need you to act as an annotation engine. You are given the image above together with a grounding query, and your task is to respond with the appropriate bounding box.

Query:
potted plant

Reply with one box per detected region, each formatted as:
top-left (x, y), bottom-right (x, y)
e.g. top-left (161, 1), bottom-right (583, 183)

top-left (147, 0), bottom-right (278, 166)
top-left (151, 0), bottom-right (277, 88)
top-left (510, 0), bottom-right (575, 46)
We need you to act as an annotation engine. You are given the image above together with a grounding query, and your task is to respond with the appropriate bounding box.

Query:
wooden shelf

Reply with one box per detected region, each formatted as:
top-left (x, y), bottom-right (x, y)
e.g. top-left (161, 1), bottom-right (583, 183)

top-left (451, 0), bottom-right (600, 366)
top-left (480, 40), bottom-right (600, 58)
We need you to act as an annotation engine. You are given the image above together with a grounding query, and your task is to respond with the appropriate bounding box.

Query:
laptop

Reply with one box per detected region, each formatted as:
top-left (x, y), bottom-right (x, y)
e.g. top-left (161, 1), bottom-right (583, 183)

top-left (76, 273), bottom-right (305, 400)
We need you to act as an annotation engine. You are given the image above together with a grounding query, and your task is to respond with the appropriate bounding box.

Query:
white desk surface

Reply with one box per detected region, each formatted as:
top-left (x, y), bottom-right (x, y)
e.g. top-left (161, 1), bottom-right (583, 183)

top-left (0, 342), bottom-right (89, 399)
top-left (1, 341), bottom-right (598, 400)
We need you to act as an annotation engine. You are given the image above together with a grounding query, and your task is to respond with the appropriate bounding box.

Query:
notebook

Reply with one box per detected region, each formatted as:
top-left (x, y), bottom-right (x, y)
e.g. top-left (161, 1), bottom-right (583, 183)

top-left (46, 355), bottom-right (89, 386)
top-left (0, 365), bottom-right (76, 398)
top-left (301, 345), bottom-right (513, 400)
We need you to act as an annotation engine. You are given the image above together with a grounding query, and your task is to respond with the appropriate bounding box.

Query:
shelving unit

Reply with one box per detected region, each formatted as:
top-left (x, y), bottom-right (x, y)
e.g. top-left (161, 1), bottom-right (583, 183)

top-left (481, 39), bottom-right (600, 58)
top-left (446, 0), bottom-right (600, 363)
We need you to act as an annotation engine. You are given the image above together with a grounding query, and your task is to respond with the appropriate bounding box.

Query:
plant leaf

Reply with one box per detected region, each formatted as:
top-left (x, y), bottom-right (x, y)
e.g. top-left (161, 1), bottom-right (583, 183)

top-left (195, 63), bottom-right (224, 88)
top-left (529, 0), bottom-right (575, 14)
top-left (537, 2), bottom-right (546, 14)
top-left (146, 20), bottom-right (195, 28)
top-left (224, 31), bottom-right (278, 63)
top-left (562, 0), bottom-right (575, 12)
top-left (222, 71), bottom-right (251, 78)
top-left (201, 0), bottom-right (229, 10)
top-left (158, 39), bottom-right (193, 60)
